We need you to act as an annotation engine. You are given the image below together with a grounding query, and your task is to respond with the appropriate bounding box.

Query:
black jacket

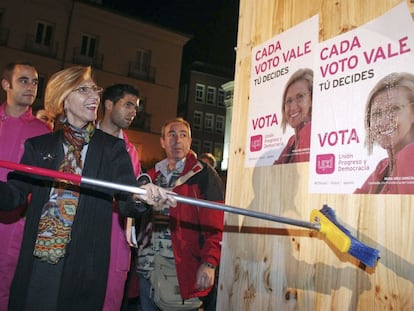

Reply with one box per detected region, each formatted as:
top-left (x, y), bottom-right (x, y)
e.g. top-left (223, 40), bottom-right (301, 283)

top-left (0, 129), bottom-right (138, 310)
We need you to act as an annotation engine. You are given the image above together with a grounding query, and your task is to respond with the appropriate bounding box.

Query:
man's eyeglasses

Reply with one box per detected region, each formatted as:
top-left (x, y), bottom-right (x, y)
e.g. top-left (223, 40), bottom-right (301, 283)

top-left (72, 85), bottom-right (103, 95)
top-left (284, 92), bottom-right (310, 106)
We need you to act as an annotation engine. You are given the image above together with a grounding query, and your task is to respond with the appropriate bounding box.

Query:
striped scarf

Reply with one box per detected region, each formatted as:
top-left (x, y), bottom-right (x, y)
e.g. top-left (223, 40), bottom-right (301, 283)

top-left (33, 122), bottom-right (95, 264)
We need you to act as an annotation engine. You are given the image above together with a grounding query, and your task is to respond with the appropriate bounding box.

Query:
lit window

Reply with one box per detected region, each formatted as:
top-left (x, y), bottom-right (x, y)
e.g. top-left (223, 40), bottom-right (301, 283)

top-left (204, 113), bottom-right (214, 132)
top-left (217, 89), bottom-right (225, 107)
top-left (207, 86), bottom-right (216, 105)
top-left (203, 141), bottom-right (212, 153)
top-left (214, 143), bottom-right (223, 162)
top-left (195, 84), bottom-right (205, 103)
top-left (193, 111), bottom-right (203, 130)
top-left (216, 115), bottom-right (225, 134)
top-left (191, 139), bottom-right (201, 155)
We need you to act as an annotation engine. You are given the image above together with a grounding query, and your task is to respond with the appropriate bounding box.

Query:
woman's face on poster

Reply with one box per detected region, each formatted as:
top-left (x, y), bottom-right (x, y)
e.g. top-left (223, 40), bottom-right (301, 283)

top-left (284, 79), bottom-right (312, 129)
top-left (370, 86), bottom-right (414, 151)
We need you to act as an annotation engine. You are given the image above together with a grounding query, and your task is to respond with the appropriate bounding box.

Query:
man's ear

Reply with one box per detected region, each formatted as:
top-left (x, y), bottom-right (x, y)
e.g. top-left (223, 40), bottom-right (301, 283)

top-left (160, 136), bottom-right (166, 149)
top-left (1, 79), bottom-right (10, 91)
top-left (104, 99), bottom-right (114, 112)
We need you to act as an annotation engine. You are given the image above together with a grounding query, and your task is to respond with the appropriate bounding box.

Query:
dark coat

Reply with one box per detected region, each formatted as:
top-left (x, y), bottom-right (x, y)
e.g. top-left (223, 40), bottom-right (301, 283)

top-left (0, 129), bottom-right (138, 310)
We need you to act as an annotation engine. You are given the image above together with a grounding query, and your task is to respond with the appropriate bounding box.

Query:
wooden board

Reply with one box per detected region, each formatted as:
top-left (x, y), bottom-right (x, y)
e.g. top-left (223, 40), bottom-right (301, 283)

top-left (217, 1), bottom-right (414, 310)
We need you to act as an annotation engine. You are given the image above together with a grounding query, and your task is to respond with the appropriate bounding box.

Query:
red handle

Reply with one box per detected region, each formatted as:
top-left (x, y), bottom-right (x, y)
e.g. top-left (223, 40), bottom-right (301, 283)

top-left (0, 160), bottom-right (82, 185)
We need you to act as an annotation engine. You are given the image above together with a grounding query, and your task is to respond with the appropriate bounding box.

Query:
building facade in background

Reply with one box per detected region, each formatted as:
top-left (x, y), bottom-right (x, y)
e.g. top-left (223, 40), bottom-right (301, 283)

top-left (178, 61), bottom-right (233, 172)
top-left (0, 0), bottom-right (189, 170)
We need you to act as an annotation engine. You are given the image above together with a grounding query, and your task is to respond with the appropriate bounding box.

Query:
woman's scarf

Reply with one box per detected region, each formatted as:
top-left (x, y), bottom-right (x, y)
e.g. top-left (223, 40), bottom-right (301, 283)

top-left (33, 122), bottom-right (95, 264)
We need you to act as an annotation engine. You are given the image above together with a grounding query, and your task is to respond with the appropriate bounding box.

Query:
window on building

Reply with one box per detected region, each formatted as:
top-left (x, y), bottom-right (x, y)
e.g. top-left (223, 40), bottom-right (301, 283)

top-left (80, 34), bottom-right (97, 58)
top-left (204, 113), bottom-right (214, 132)
top-left (193, 110), bottom-right (203, 130)
top-left (135, 48), bottom-right (152, 72)
top-left (130, 97), bottom-right (151, 131)
top-left (206, 86), bottom-right (216, 105)
top-left (216, 115), bottom-right (225, 134)
top-left (217, 89), bottom-right (225, 107)
top-left (191, 139), bottom-right (201, 155)
top-left (214, 142), bottom-right (223, 162)
top-left (181, 83), bottom-right (188, 104)
top-left (195, 84), bottom-right (205, 103)
top-left (203, 141), bottom-right (212, 154)
top-left (35, 21), bottom-right (53, 46)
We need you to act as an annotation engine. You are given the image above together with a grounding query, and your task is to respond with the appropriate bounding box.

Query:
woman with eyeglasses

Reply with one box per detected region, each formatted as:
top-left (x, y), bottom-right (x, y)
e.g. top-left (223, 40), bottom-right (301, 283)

top-left (274, 68), bottom-right (313, 164)
top-left (0, 66), bottom-right (175, 310)
top-left (355, 72), bottom-right (414, 194)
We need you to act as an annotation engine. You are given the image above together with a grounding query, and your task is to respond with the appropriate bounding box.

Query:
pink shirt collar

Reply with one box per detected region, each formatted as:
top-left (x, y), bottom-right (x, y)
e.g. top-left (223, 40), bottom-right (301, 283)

top-left (0, 102), bottom-right (35, 122)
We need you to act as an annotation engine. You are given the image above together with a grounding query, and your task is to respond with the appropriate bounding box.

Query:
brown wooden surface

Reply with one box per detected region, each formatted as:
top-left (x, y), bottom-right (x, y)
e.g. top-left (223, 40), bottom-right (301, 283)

top-left (217, 1), bottom-right (414, 310)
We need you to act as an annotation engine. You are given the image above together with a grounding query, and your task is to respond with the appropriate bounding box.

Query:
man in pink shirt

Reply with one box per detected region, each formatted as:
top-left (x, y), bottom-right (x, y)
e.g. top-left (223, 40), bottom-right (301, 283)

top-left (99, 84), bottom-right (141, 311)
top-left (0, 61), bottom-right (50, 310)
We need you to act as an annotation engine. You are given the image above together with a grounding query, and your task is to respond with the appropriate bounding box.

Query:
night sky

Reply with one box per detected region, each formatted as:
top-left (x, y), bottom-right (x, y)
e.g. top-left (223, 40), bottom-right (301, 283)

top-left (101, 0), bottom-right (240, 73)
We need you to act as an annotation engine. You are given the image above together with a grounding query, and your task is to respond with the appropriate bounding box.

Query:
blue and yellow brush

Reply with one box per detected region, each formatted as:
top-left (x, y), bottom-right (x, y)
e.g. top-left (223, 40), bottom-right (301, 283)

top-left (0, 160), bottom-right (380, 268)
top-left (311, 204), bottom-right (380, 267)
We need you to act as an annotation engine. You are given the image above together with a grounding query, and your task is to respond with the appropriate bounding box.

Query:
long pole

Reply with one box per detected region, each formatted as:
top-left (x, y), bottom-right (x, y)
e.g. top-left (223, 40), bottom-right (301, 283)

top-left (0, 160), bottom-right (320, 230)
top-left (0, 160), bottom-right (380, 267)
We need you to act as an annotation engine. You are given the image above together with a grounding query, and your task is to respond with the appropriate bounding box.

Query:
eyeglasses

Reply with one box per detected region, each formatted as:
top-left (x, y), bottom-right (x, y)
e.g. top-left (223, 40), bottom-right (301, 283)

top-left (284, 92), bottom-right (310, 106)
top-left (370, 104), bottom-right (408, 120)
top-left (72, 85), bottom-right (103, 95)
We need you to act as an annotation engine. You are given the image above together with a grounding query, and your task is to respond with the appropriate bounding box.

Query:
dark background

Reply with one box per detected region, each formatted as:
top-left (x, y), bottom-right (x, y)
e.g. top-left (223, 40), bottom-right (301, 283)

top-left (102, 0), bottom-right (240, 72)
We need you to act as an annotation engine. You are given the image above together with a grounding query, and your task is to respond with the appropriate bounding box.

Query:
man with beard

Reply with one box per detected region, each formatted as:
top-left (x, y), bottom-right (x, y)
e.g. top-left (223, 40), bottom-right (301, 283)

top-left (99, 83), bottom-right (141, 310)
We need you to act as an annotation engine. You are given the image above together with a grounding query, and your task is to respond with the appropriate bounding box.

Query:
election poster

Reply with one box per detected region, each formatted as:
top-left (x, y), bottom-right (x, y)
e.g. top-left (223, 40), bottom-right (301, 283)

top-left (245, 15), bottom-right (318, 167)
top-left (309, 2), bottom-right (414, 194)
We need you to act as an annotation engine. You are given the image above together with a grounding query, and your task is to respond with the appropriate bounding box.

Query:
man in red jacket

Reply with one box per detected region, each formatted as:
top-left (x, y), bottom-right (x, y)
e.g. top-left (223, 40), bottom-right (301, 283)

top-left (136, 117), bottom-right (224, 311)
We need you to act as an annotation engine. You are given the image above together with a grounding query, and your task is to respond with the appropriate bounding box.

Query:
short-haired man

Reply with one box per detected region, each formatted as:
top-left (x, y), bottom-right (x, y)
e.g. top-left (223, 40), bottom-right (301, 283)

top-left (0, 61), bottom-right (50, 309)
top-left (137, 117), bottom-right (225, 311)
top-left (99, 83), bottom-right (141, 311)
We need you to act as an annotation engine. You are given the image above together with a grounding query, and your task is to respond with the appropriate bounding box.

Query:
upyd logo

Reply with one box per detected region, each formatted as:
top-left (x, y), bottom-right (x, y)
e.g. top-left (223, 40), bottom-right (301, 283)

top-left (250, 135), bottom-right (263, 152)
top-left (316, 153), bottom-right (335, 174)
